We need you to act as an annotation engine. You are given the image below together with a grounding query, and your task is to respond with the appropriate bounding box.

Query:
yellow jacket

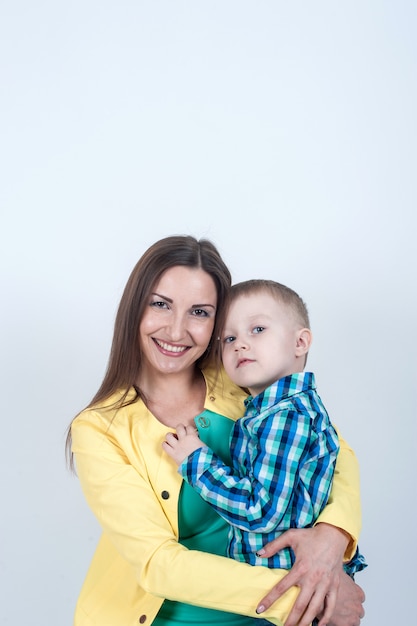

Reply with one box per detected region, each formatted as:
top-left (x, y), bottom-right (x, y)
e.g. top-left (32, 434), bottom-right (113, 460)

top-left (71, 367), bottom-right (361, 626)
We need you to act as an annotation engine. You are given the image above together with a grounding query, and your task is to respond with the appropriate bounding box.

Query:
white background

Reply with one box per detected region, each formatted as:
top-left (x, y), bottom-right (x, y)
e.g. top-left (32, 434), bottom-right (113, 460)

top-left (1, 2), bottom-right (415, 624)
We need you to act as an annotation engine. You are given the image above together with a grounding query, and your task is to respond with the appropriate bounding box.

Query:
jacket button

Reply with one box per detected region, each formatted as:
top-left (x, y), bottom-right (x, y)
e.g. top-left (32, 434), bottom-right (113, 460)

top-left (139, 615), bottom-right (147, 623)
top-left (161, 490), bottom-right (170, 500)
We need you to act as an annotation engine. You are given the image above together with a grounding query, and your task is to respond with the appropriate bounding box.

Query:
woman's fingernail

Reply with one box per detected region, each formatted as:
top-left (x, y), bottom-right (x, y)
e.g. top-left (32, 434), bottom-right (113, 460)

top-left (256, 549), bottom-right (265, 556)
top-left (256, 605), bottom-right (265, 614)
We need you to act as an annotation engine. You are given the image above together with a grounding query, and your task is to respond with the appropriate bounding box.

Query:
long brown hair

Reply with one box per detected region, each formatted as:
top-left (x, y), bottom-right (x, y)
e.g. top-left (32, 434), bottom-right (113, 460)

top-left (65, 235), bottom-right (231, 467)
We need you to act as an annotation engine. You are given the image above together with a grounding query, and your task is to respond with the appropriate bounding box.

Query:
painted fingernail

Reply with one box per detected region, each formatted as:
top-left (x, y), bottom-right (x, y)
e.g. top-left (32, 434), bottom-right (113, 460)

top-left (256, 549), bottom-right (265, 556)
top-left (256, 605), bottom-right (265, 614)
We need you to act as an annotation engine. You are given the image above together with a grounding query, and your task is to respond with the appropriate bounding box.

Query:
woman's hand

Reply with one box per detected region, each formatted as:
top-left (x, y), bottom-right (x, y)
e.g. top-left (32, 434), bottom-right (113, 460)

top-left (255, 523), bottom-right (353, 626)
top-left (319, 572), bottom-right (365, 626)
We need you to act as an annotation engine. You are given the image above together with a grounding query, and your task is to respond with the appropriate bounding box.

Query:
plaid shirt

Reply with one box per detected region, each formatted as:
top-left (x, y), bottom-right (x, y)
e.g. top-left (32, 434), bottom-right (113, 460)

top-left (179, 371), bottom-right (340, 568)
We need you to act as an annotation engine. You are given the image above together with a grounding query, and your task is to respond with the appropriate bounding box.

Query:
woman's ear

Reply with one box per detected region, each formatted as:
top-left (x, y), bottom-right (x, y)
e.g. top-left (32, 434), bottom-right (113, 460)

top-left (295, 328), bottom-right (313, 356)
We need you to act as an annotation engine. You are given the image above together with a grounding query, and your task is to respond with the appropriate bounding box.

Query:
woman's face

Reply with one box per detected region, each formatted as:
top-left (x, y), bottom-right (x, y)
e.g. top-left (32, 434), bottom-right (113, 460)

top-left (139, 266), bottom-right (218, 377)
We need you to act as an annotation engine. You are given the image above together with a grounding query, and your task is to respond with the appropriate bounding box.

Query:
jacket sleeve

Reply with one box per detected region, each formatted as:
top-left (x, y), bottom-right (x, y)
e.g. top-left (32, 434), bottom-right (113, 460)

top-left (315, 431), bottom-right (361, 560)
top-left (71, 411), bottom-right (297, 626)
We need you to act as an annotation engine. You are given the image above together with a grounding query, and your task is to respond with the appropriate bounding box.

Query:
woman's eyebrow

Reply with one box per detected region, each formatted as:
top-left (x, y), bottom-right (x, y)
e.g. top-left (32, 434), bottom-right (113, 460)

top-left (151, 291), bottom-right (172, 303)
top-left (192, 303), bottom-right (216, 309)
top-left (151, 293), bottom-right (216, 309)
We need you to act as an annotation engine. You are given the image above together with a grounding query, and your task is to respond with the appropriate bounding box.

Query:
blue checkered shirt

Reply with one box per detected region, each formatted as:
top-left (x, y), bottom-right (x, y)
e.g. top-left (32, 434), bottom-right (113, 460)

top-left (179, 372), bottom-right (340, 568)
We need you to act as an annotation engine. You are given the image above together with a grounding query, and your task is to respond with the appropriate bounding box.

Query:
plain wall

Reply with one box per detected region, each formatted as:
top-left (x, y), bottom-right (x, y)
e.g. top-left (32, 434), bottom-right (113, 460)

top-left (1, 2), bottom-right (415, 624)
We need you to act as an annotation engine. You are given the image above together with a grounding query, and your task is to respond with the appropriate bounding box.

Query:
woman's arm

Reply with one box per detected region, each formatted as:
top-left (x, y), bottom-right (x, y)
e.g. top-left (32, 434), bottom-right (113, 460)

top-left (255, 433), bottom-right (364, 626)
top-left (326, 572), bottom-right (365, 626)
top-left (71, 412), bottom-right (298, 625)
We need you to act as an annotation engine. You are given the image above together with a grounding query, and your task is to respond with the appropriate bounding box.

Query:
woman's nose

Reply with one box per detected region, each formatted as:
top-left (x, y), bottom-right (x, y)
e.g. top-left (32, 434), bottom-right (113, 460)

top-left (167, 313), bottom-right (186, 340)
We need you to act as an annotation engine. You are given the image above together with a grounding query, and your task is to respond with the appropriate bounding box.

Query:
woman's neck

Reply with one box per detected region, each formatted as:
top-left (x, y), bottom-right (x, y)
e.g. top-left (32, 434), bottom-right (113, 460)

top-left (137, 367), bottom-right (207, 428)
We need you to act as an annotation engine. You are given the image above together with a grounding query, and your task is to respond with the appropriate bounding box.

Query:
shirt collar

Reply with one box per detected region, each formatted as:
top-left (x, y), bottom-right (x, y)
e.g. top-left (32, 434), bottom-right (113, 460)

top-left (244, 371), bottom-right (316, 414)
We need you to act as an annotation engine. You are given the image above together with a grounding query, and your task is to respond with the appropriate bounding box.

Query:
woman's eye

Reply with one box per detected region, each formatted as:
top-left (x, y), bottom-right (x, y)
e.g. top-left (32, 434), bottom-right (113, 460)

top-left (192, 308), bottom-right (209, 317)
top-left (252, 326), bottom-right (265, 334)
top-left (151, 300), bottom-right (168, 309)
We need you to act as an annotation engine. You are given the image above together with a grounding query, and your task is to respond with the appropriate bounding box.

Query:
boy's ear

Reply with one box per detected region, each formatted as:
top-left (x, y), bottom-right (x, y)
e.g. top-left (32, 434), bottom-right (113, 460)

top-left (295, 328), bottom-right (312, 356)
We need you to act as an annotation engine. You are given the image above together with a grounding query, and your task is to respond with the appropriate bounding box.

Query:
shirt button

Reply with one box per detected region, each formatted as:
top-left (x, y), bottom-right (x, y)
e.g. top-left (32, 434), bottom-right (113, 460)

top-left (139, 615), bottom-right (147, 623)
top-left (197, 416), bottom-right (210, 428)
top-left (209, 395), bottom-right (215, 401)
top-left (161, 490), bottom-right (170, 500)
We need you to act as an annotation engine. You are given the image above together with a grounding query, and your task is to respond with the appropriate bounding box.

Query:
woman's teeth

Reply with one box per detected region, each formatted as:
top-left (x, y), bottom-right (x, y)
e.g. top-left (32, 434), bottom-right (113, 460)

top-left (156, 340), bottom-right (187, 353)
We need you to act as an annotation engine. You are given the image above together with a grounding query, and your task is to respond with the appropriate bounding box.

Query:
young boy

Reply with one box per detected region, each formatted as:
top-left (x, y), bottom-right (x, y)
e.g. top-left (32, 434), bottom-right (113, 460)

top-left (163, 279), bottom-right (366, 575)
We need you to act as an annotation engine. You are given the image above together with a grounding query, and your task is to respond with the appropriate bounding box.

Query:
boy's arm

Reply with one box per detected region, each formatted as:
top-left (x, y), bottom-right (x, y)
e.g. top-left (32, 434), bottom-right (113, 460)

top-left (313, 431), bottom-right (361, 560)
top-left (166, 409), bottom-right (338, 533)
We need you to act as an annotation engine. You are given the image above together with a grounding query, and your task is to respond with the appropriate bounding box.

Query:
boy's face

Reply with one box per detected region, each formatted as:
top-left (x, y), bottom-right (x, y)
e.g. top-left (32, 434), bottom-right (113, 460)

top-left (221, 292), bottom-right (310, 397)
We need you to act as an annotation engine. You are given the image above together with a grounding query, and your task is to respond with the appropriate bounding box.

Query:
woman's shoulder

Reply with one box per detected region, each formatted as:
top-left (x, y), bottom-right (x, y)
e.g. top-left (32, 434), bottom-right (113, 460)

top-left (72, 387), bottom-right (143, 430)
top-left (202, 365), bottom-right (247, 421)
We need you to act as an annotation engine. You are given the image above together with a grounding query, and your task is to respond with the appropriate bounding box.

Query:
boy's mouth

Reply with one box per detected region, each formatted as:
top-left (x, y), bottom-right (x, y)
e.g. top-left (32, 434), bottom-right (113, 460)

top-left (237, 358), bottom-right (254, 368)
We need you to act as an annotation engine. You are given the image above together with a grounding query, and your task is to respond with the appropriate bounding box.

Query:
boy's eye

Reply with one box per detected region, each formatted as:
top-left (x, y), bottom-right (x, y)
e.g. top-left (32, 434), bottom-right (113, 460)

top-left (252, 326), bottom-right (265, 334)
top-left (223, 336), bottom-right (236, 344)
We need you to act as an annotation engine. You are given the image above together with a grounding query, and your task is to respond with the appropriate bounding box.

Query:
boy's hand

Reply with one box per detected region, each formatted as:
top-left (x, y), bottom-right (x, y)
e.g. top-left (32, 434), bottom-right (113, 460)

top-left (162, 423), bottom-right (203, 465)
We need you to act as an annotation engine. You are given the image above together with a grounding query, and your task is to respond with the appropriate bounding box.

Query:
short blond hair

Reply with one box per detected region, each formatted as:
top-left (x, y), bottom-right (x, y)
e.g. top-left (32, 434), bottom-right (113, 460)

top-left (230, 279), bottom-right (310, 329)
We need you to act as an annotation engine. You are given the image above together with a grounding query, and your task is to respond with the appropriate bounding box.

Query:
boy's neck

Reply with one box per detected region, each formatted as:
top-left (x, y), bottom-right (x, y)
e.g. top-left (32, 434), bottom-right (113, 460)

top-left (248, 368), bottom-right (305, 398)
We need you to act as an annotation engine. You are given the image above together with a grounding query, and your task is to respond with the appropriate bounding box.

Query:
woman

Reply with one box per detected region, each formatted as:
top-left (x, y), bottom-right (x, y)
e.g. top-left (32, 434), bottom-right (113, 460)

top-left (67, 235), bottom-right (365, 626)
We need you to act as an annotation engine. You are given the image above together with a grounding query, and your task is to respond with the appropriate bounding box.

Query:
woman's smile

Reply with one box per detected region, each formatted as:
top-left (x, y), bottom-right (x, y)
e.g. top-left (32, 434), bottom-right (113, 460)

top-left (153, 338), bottom-right (190, 355)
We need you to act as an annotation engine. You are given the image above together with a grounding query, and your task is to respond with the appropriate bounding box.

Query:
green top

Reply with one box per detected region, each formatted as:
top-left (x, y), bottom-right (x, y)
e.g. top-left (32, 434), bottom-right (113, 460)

top-left (153, 410), bottom-right (258, 626)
